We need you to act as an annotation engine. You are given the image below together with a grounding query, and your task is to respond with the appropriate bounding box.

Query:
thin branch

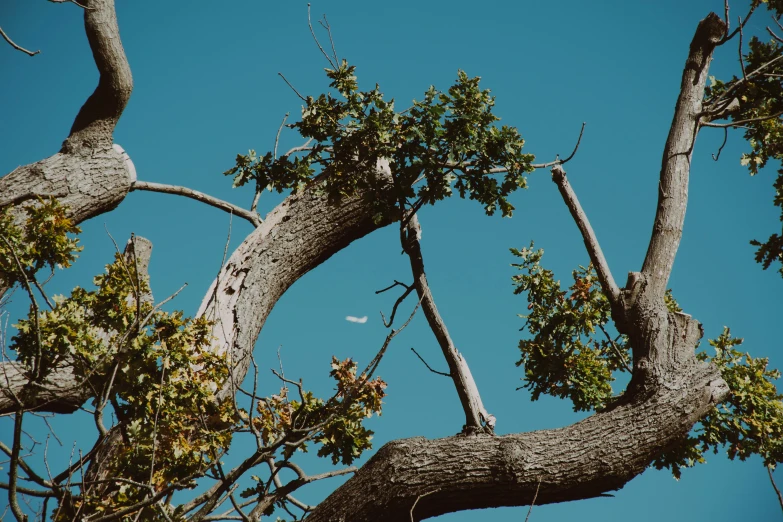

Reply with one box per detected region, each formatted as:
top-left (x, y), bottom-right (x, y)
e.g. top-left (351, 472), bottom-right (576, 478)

top-left (362, 297), bottom-right (421, 380)
top-left (278, 72), bottom-right (307, 102)
top-left (523, 479), bottom-right (542, 522)
top-left (701, 109), bottom-right (783, 128)
top-left (530, 122), bottom-right (586, 169)
top-left (131, 181), bottom-right (261, 227)
top-left (739, 16), bottom-right (747, 82)
top-left (377, 281), bottom-right (415, 328)
top-left (720, 2), bottom-right (756, 43)
top-left (712, 127), bottom-right (729, 161)
top-left (769, 466), bottom-right (783, 514)
top-left (0, 26), bottom-right (39, 56)
top-left (598, 324), bottom-right (632, 373)
top-left (410, 347), bottom-right (451, 377)
top-left (550, 165), bottom-right (620, 305)
top-left (307, 3), bottom-right (337, 68)
top-left (8, 411), bottom-right (28, 522)
top-left (410, 489), bottom-right (438, 522)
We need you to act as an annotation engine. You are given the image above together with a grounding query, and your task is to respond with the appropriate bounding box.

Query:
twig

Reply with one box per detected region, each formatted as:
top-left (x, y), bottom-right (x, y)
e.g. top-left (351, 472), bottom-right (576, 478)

top-left (132, 181), bottom-right (261, 227)
top-left (598, 324), bottom-right (632, 373)
top-left (738, 15), bottom-right (747, 82)
top-left (307, 3), bottom-right (337, 68)
top-left (410, 489), bottom-right (439, 522)
top-left (0, 26), bottom-right (39, 56)
top-left (362, 297), bottom-right (421, 380)
top-left (8, 411), bottom-right (28, 522)
top-left (278, 72), bottom-right (307, 102)
top-left (410, 347), bottom-right (451, 377)
top-left (320, 14), bottom-right (339, 66)
top-left (530, 122), bottom-right (586, 169)
top-left (701, 109), bottom-right (783, 128)
top-left (712, 127), bottom-right (729, 161)
top-left (523, 479), bottom-right (542, 522)
top-left (769, 466), bottom-right (783, 514)
top-left (377, 281), bottom-right (415, 328)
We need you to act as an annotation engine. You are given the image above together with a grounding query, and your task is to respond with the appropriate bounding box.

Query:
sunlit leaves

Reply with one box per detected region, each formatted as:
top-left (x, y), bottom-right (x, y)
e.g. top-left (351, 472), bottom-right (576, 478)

top-left (224, 62), bottom-right (534, 218)
top-left (252, 357), bottom-right (386, 466)
top-left (0, 198), bottom-right (81, 285)
top-left (705, 31), bottom-right (783, 276)
top-left (511, 244), bottom-right (630, 411)
top-left (654, 328), bottom-right (783, 478)
top-left (11, 244), bottom-right (233, 515)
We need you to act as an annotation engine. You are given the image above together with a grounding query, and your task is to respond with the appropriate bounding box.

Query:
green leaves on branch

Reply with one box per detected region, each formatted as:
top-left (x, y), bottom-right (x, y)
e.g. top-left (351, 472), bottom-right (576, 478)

top-left (252, 357), bottom-right (386, 466)
top-left (511, 243), bottom-right (630, 412)
top-left (0, 198), bottom-right (81, 285)
top-left (511, 247), bottom-right (783, 479)
top-left (224, 61), bottom-right (534, 218)
top-left (655, 328), bottom-right (783, 479)
top-left (705, 33), bottom-right (783, 277)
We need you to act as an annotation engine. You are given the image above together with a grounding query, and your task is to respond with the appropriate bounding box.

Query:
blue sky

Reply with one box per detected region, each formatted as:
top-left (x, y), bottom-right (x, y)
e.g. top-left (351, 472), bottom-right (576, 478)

top-left (1, 0), bottom-right (782, 520)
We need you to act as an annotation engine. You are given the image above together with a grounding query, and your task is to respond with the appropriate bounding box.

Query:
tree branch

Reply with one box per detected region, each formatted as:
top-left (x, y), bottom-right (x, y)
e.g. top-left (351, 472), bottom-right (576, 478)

top-left (131, 181), bottom-right (262, 227)
top-left (641, 12), bottom-right (726, 298)
top-left (0, 26), bottom-right (40, 56)
top-left (63, 0), bottom-right (133, 152)
top-left (401, 213), bottom-right (492, 432)
top-left (550, 165), bottom-right (620, 306)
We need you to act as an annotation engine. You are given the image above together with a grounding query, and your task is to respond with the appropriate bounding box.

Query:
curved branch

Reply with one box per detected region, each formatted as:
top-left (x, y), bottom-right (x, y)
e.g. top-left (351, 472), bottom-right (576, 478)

top-left (131, 181), bottom-right (262, 227)
top-left (0, 26), bottom-right (40, 56)
top-left (63, 0), bottom-right (133, 152)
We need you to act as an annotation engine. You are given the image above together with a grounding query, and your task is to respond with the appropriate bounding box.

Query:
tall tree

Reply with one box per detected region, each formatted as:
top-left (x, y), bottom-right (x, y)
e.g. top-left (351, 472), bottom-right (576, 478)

top-left (1, 1), bottom-right (782, 521)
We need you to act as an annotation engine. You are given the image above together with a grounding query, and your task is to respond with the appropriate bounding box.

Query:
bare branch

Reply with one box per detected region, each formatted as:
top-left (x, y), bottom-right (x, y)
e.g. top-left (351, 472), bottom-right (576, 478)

top-left (712, 127), bottom-right (729, 161)
top-left (523, 479), bottom-right (542, 522)
top-left (410, 347), bottom-right (451, 377)
top-left (278, 72), bottom-right (307, 102)
top-left (769, 466), bottom-right (783, 514)
top-left (701, 109), bottom-right (783, 128)
top-left (550, 165), bottom-right (620, 306)
top-left (401, 213), bottom-right (492, 432)
top-left (530, 122), bottom-right (586, 169)
top-left (131, 180), bottom-right (262, 227)
top-left (307, 3), bottom-right (337, 68)
top-left (0, 26), bottom-right (40, 56)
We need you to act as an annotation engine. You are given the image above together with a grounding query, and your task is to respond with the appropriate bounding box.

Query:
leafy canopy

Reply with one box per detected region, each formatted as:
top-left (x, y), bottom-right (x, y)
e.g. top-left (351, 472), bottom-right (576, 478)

top-left (224, 62), bottom-right (534, 220)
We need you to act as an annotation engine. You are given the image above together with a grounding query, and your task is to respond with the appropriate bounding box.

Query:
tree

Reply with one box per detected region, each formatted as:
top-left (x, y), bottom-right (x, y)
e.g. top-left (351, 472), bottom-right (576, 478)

top-left (1, 0), bottom-right (782, 520)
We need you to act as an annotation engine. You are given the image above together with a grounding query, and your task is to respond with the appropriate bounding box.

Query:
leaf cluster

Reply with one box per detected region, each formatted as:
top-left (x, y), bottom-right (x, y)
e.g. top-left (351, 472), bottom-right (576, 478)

top-left (224, 61), bottom-right (534, 220)
top-left (655, 328), bottom-right (783, 478)
top-left (0, 198), bottom-right (81, 286)
top-left (511, 243), bottom-right (630, 412)
top-left (705, 33), bottom-right (783, 277)
top-left (11, 249), bottom-right (235, 515)
top-left (252, 357), bottom-right (386, 466)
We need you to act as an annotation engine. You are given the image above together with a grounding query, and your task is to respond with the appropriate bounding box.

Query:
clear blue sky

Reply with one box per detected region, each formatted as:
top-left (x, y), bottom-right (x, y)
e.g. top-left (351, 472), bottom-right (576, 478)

top-left (1, 1), bottom-right (782, 520)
